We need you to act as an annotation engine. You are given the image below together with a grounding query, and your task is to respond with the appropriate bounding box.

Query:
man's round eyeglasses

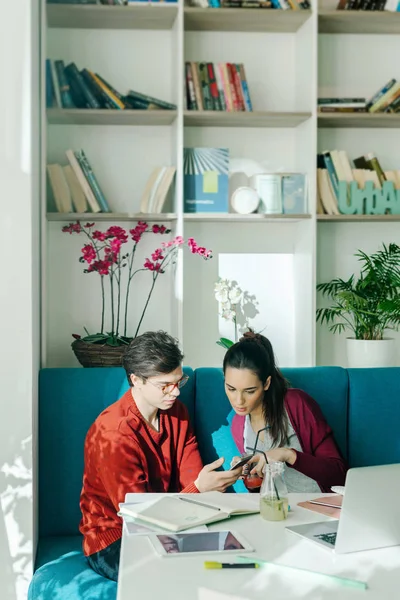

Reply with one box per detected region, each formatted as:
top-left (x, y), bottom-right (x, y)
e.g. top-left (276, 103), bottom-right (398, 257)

top-left (145, 374), bottom-right (189, 396)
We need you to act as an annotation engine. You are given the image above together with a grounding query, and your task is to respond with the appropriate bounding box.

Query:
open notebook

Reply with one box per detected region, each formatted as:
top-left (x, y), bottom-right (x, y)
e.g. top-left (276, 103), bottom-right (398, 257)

top-left (119, 492), bottom-right (259, 533)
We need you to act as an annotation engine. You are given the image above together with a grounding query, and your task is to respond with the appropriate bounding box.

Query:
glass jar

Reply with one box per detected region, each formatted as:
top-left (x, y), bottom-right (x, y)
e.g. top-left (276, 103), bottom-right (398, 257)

top-left (259, 461), bottom-right (289, 521)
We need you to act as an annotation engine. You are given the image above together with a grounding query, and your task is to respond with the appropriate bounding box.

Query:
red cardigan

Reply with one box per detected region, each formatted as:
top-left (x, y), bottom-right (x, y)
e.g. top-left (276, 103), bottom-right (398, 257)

top-left (79, 390), bottom-right (202, 556)
top-left (231, 388), bottom-right (347, 492)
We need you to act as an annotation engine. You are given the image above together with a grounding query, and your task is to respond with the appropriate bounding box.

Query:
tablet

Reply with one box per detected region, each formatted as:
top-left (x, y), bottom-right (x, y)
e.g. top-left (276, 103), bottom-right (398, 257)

top-left (149, 530), bottom-right (254, 558)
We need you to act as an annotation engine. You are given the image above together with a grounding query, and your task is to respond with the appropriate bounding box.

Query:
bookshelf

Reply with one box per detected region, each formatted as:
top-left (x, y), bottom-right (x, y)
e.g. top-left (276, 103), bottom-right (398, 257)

top-left (41, 2), bottom-right (400, 371)
top-left (47, 108), bottom-right (178, 126)
top-left (184, 111), bottom-right (312, 128)
top-left (317, 214), bottom-right (400, 223)
top-left (47, 4), bottom-right (178, 30)
top-left (184, 7), bottom-right (312, 33)
top-left (318, 10), bottom-right (400, 35)
top-left (318, 113), bottom-right (400, 129)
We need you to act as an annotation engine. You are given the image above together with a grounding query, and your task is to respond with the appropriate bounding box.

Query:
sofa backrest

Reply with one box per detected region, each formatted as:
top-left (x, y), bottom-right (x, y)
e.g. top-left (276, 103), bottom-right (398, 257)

top-left (38, 366), bottom-right (195, 537)
top-left (347, 368), bottom-right (400, 467)
top-left (194, 367), bottom-right (349, 492)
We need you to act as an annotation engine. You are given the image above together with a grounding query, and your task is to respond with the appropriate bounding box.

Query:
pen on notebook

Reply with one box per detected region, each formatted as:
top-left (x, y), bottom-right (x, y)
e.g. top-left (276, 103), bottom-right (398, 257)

top-left (178, 497), bottom-right (221, 511)
top-left (204, 562), bottom-right (259, 570)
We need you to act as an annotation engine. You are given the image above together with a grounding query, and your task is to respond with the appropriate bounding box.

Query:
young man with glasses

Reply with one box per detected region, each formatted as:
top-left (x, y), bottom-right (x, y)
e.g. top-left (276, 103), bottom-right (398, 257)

top-left (80, 330), bottom-right (242, 582)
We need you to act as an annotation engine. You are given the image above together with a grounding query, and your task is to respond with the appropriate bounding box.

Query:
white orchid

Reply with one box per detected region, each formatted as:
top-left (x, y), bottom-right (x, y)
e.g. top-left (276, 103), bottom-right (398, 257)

top-left (215, 288), bottom-right (229, 303)
top-left (222, 309), bottom-right (236, 321)
top-left (228, 287), bottom-right (242, 305)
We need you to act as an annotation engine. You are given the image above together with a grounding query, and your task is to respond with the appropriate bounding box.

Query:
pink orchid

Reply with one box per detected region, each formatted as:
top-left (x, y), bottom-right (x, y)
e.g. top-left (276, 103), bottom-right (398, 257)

top-left (63, 222), bottom-right (212, 341)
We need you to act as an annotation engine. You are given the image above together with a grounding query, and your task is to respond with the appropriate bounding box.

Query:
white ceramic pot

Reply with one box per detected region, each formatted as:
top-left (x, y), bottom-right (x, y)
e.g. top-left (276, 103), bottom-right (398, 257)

top-left (346, 338), bottom-right (396, 368)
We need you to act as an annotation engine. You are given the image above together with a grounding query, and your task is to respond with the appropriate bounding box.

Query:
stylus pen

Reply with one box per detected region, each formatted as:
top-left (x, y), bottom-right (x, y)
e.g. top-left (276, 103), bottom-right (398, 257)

top-left (204, 562), bottom-right (260, 569)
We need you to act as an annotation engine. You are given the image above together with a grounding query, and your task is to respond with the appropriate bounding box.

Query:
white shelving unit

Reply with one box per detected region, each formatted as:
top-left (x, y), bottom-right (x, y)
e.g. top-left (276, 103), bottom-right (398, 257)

top-left (42, 1), bottom-right (400, 370)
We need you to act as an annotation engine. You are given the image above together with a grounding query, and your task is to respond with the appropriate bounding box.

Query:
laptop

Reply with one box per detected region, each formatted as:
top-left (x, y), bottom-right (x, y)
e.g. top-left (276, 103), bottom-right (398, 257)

top-left (286, 463), bottom-right (400, 554)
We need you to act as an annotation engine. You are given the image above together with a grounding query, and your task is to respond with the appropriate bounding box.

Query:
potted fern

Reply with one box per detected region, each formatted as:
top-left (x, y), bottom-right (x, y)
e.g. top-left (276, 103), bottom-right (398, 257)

top-left (316, 243), bottom-right (400, 368)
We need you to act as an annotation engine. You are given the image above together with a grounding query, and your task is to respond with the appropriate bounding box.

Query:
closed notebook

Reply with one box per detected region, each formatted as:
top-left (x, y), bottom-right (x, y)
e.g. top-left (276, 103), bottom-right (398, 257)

top-left (298, 494), bottom-right (342, 519)
top-left (119, 492), bottom-right (259, 533)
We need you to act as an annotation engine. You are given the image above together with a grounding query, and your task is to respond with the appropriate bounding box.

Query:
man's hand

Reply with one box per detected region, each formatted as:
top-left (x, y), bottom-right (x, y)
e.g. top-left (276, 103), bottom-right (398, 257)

top-left (195, 457), bottom-right (242, 493)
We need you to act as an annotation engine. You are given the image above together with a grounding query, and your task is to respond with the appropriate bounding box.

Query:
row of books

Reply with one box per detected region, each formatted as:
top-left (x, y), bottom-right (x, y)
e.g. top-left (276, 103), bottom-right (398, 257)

top-left (316, 150), bottom-right (400, 215)
top-left (189, 0), bottom-right (310, 7)
top-left (48, 0), bottom-right (309, 5)
top-left (46, 59), bottom-right (176, 111)
top-left (47, 150), bottom-right (110, 214)
top-left (336, 0), bottom-right (399, 9)
top-left (318, 79), bottom-right (400, 114)
top-left (185, 63), bottom-right (252, 112)
top-left (47, 1), bottom-right (178, 4)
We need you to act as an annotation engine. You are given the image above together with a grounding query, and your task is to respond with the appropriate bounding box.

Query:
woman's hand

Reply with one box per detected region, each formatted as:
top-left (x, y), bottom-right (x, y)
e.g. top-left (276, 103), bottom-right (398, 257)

top-left (266, 447), bottom-right (297, 466)
top-left (249, 448), bottom-right (297, 476)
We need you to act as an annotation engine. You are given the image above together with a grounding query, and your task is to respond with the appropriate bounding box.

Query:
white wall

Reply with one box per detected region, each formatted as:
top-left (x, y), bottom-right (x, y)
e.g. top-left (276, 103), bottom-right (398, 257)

top-left (0, 0), bottom-right (40, 599)
top-left (317, 30), bottom-right (400, 366)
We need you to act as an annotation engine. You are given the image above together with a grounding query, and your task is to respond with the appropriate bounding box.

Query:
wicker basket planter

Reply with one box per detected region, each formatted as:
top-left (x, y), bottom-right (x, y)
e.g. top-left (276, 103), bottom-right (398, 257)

top-left (72, 339), bottom-right (128, 368)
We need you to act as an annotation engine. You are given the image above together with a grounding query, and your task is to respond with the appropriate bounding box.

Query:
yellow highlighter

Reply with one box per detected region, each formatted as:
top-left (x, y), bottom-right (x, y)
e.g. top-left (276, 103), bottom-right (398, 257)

top-left (204, 562), bottom-right (260, 570)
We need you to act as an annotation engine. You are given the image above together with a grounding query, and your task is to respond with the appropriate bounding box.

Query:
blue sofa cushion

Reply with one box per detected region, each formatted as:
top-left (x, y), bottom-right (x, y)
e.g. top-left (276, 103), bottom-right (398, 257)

top-left (348, 367), bottom-right (400, 467)
top-left (39, 366), bottom-right (195, 537)
top-left (194, 367), bottom-right (349, 492)
top-left (282, 367), bottom-right (349, 458)
top-left (29, 537), bottom-right (116, 600)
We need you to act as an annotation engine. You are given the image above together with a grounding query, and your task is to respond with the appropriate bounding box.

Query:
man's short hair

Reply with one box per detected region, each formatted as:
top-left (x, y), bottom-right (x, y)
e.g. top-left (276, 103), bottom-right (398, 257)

top-left (122, 330), bottom-right (184, 385)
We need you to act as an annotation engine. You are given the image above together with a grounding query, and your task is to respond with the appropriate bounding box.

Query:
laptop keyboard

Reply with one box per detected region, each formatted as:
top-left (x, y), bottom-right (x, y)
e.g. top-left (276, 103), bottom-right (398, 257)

top-left (313, 532), bottom-right (337, 546)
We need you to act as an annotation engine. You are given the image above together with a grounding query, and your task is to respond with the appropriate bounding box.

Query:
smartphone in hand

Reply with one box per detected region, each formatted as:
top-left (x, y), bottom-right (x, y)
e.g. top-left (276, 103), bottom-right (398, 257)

top-left (230, 453), bottom-right (255, 471)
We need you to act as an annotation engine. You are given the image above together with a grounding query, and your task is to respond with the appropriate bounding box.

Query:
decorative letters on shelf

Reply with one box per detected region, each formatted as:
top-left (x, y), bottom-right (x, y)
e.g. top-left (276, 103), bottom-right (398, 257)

top-left (338, 181), bottom-right (400, 215)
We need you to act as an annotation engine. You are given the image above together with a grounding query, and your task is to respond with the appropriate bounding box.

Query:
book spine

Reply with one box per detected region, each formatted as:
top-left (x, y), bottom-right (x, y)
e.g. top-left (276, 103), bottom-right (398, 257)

top-left (226, 63), bottom-right (240, 111)
top-left (318, 107), bottom-right (367, 113)
top-left (127, 90), bottom-right (177, 110)
top-left (207, 63), bottom-right (222, 111)
top-left (49, 60), bottom-right (62, 108)
top-left (198, 63), bottom-right (213, 111)
top-left (75, 150), bottom-right (110, 213)
top-left (46, 59), bottom-right (55, 108)
top-left (366, 78), bottom-right (396, 109)
top-left (239, 64), bottom-right (252, 111)
top-left (385, 94), bottom-right (400, 113)
top-left (81, 69), bottom-right (115, 109)
top-left (65, 150), bottom-right (101, 213)
top-left (185, 63), bottom-right (198, 111)
top-left (318, 97), bottom-right (366, 104)
top-left (365, 153), bottom-right (386, 185)
top-left (65, 72), bottom-right (89, 109)
top-left (65, 63), bottom-right (101, 109)
top-left (322, 152), bottom-right (339, 199)
top-left (214, 64), bottom-right (226, 111)
top-left (54, 60), bottom-right (75, 108)
top-left (191, 62), bottom-right (204, 111)
top-left (233, 64), bottom-right (245, 111)
top-left (90, 72), bottom-right (125, 110)
top-left (220, 63), bottom-right (234, 111)
top-left (95, 73), bottom-right (126, 104)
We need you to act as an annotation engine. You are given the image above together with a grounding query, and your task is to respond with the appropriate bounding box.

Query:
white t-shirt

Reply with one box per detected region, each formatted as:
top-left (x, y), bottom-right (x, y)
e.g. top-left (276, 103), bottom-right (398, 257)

top-left (244, 413), bottom-right (321, 493)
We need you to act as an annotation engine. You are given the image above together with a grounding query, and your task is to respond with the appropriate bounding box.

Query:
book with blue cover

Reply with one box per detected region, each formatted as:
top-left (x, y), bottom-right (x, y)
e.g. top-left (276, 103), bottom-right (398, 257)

top-left (184, 147), bottom-right (229, 213)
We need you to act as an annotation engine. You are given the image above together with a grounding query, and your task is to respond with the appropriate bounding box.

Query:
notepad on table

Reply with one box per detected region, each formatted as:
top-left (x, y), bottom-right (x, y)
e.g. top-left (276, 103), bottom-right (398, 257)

top-left (119, 492), bottom-right (259, 533)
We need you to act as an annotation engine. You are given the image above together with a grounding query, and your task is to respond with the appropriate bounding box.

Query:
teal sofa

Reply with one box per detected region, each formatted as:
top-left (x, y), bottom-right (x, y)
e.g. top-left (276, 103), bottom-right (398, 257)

top-left (29, 366), bottom-right (400, 600)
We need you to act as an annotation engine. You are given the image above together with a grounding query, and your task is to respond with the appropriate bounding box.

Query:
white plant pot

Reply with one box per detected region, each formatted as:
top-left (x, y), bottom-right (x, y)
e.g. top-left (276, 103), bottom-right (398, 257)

top-left (346, 338), bottom-right (396, 368)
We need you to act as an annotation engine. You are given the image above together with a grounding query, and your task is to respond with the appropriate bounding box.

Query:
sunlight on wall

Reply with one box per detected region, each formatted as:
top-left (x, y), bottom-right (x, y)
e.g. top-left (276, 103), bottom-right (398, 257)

top-left (0, 437), bottom-right (33, 599)
top-left (218, 254), bottom-right (295, 366)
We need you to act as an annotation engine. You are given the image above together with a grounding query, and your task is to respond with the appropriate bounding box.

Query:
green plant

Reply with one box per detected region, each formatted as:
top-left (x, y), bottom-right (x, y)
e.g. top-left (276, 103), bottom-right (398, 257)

top-left (316, 243), bottom-right (400, 340)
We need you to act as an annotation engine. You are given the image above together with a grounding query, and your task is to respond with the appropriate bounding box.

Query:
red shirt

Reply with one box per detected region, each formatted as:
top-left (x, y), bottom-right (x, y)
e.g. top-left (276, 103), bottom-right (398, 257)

top-left (231, 388), bottom-right (347, 492)
top-left (79, 390), bottom-right (202, 556)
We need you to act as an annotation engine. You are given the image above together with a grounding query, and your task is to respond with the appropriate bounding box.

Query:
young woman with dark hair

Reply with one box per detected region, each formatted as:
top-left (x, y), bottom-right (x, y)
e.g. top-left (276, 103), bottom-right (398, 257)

top-left (80, 331), bottom-right (242, 582)
top-left (223, 331), bottom-right (347, 494)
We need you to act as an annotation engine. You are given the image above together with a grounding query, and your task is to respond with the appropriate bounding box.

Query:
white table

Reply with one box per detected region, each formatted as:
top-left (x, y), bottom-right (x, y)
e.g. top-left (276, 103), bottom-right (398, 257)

top-left (117, 493), bottom-right (400, 600)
